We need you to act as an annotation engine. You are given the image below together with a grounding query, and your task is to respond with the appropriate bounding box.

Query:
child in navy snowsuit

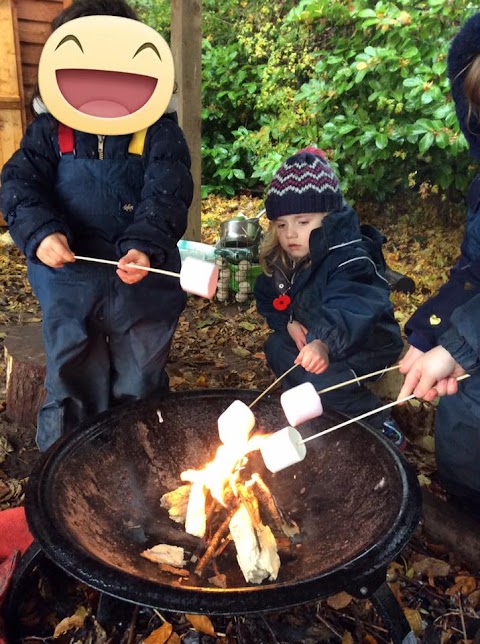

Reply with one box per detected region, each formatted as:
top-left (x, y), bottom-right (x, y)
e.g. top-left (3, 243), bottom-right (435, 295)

top-left (399, 13), bottom-right (480, 515)
top-left (0, 0), bottom-right (193, 452)
top-left (254, 148), bottom-right (404, 443)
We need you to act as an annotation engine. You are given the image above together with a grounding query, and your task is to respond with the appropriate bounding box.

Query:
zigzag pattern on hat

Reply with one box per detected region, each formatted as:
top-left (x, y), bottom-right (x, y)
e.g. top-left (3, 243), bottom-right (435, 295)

top-left (265, 148), bottom-right (344, 219)
top-left (268, 169), bottom-right (341, 196)
top-left (268, 181), bottom-right (341, 197)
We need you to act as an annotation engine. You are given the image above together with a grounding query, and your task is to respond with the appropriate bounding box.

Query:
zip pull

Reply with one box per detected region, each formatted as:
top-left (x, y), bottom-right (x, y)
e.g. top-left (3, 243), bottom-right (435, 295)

top-left (97, 135), bottom-right (105, 160)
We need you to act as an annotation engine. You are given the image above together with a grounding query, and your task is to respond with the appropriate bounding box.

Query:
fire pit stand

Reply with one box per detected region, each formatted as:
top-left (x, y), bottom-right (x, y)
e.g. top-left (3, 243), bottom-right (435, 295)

top-left (9, 390), bottom-right (422, 643)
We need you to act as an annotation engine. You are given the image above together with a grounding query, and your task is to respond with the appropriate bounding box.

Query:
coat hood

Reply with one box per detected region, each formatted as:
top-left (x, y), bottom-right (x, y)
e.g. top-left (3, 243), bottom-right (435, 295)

top-left (448, 12), bottom-right (480, 159)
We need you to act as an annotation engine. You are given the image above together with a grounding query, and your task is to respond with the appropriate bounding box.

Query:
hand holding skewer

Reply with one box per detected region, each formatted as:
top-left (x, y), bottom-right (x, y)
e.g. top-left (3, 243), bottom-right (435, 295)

top-left (74, 254), bottom-right (218, 299)
top-left (397, 345), bottom-right (467, 401)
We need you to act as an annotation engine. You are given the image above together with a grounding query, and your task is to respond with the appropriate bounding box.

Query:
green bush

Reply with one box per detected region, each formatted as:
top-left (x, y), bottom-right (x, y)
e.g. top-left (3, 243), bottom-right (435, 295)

top-left (131, 0), bottom-right (479, 203)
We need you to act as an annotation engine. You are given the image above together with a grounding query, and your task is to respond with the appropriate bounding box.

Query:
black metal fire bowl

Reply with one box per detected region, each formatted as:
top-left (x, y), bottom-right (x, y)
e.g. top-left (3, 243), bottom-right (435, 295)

top-left (25, 389), bottom-right (421, 615)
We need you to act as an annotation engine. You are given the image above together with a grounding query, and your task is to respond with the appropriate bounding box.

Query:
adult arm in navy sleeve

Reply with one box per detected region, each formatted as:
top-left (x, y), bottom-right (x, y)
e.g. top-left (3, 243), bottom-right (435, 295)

top-left (405, 258), bottom-right (480, 351)
top-left (440, 292), bottom-right (480, 373)
top-left (398, 293), bottom-right (480, 400)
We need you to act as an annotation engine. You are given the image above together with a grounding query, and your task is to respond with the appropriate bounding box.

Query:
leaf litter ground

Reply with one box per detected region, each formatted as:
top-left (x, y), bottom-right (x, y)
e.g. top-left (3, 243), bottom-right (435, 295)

top-left (0, 194), bottom-right (479, 643)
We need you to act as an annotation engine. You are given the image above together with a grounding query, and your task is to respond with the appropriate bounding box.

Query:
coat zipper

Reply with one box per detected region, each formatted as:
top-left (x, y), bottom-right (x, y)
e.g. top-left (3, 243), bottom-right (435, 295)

top-left (97, 135), bottom-right (105, 160)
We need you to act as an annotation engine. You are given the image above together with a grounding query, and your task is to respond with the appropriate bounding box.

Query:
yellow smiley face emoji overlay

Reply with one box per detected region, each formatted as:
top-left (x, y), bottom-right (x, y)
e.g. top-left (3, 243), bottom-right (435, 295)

top-left (38, 16), bottom-right (175, 135)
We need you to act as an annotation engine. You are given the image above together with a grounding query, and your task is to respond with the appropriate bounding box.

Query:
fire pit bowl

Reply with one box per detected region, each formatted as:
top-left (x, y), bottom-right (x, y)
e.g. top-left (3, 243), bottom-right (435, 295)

top-left (25, 389), bottom-right (421, 615)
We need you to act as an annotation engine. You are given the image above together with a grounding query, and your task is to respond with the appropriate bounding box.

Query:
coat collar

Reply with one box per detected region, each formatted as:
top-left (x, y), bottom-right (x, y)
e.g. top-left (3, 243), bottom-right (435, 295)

top-left (309, 205), bottom-right (362, 265)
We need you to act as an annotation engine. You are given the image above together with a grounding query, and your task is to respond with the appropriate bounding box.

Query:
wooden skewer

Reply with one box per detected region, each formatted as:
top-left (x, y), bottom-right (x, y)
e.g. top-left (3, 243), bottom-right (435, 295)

top-left (299, 373), bottom-right (471, 446)
top-left (317, 364), bottom-right (399, 394)
top-left (250, 363), bottom-right (400, 409)
top-left (74, 255), bottom-right (180, 278)
top-left (248, 364), bottom-right (299, 409)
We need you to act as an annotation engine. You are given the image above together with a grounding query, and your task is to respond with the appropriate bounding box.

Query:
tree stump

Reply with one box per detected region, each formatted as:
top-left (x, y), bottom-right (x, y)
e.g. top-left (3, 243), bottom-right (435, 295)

top-left (4, 324), bottom-right (46, 428)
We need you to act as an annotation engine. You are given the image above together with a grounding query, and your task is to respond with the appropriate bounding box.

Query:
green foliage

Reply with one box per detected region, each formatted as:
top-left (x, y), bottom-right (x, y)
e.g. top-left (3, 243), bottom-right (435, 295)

top-left (285, 0), bottom-right (478, 201)
top-left (132, 0), bottom-right (479, 203)
top-left (201, 0), bottom-right (478, 201)
top-left (129, 0), bottom-right (170, 34)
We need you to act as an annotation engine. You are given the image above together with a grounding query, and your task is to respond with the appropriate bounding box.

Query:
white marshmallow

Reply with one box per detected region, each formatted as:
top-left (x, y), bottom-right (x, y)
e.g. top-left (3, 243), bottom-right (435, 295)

top-left (218, 400), bottom-right (255, 445)
top-left (260, 426), bottom-right (306, 473)
top-left (281, 382), bottom-right (323, 427)
top-left (180, 257), bottom-right (219, 299)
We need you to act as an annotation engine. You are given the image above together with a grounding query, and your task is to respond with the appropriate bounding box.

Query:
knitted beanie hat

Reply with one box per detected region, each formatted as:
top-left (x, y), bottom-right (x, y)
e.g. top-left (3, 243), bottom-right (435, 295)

top-left (265, 147), bottom-right (344, 220)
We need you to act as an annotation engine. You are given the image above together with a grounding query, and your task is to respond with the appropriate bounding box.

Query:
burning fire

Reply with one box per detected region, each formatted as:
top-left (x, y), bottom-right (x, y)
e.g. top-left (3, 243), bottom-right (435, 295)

top-left (180, 433), bottom-right (265, 507)
top-left (141, 430), bottom-right (300, 586)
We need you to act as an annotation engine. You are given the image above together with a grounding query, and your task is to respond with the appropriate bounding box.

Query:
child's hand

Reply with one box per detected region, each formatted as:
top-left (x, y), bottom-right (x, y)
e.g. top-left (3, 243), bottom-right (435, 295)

top-left (398, 345), bottom-right (425, 374)
top-left (287, 320), bottom-right (308, 351)
top-left (397, 345), bottom-right (465, 402)
top-left (117, 249), bottom-right (150, 284)
top-left (295, 339), bottom-right (329, 374)
top-left (36, 233), bottom-right (75, 267)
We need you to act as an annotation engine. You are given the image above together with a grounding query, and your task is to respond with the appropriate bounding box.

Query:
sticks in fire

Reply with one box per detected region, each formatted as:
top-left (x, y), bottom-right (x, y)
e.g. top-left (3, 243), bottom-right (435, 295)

top-left (146, 473), bottom-right (300, 586)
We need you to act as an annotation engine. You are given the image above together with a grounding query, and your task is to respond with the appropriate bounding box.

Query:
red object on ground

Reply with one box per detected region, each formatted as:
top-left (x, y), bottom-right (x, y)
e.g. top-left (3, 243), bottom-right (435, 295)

top-left (0, 507), bottom-right (34, 644)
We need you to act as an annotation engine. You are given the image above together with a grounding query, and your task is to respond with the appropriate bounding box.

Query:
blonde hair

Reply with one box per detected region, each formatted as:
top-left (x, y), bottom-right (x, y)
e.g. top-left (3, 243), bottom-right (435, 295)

top-left (464, 55), bottom-right (480, 132)
top-left (258, 223), bottom-right (289, 275)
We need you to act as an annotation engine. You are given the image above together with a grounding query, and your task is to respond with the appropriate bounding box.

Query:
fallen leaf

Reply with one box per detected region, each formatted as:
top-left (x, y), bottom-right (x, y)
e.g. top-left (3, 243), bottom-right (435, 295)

top-left (446, 575), bottom-right (477, 597)
top-left (417, 474), bottom-right (432, 487)
top-left (466, 588), bottom-right (480, 609)
top-left (231, 345), bottom-right (251, 358)
top-left (327, 591), bottom-right (353, 609)
top-left (363, 634), bottom-right (378, 643)
top-left (414, 435), bottom-right (435, 453)
top-left (239, 321), bottom-right (256, 331)
top-left (186, 614), bottom-right (216, 636)
top-left (166, 633), bottom-right (181, 644)
top-left (404, 607), bottom-right (423, 635)
top-left (53, 606), bottom-right (87, 638)
top-left (196, 317), bottom-right (216, 328)
top-left (143, 621), bottom-right (173, 643)
top-left (412, 556), bottom-right (451, 578)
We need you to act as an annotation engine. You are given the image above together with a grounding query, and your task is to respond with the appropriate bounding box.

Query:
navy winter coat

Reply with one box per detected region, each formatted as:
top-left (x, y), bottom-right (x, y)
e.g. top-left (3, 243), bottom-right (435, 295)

top-left (406, 11), bottom-right (480, 357)
top-left (0, 111), bottom-right (193, 266)
top-left (254, 206), bottom-right (403, 373)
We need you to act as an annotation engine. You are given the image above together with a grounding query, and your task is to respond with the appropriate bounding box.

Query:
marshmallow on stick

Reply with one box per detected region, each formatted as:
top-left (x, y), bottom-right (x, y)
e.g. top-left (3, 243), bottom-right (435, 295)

top-left (74, 255), bottom-right (219, 299)
top-left (218, 400), bottom-right (255, 445)
top-left (281, 382), bottom-right (323, 427)
top-left (179, 256), bottom-right (219, 299)
top-left (260, 426), bottom-right (306, 473)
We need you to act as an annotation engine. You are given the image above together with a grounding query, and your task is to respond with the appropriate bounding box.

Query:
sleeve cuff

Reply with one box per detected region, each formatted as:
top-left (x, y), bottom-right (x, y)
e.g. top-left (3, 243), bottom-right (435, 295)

top-left (405, 331), bottom-right (435, 353)
top-left (440, 328), bottom-right (480, 373)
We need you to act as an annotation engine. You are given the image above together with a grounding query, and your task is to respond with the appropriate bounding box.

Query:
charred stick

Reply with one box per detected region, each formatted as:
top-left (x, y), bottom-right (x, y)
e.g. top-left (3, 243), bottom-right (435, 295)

top-left (195, 501), bottom-right (239, 577)
top-left (214, 533), bottom-right (232, 558)
top-left (250, 474), bottom-right (299, 538)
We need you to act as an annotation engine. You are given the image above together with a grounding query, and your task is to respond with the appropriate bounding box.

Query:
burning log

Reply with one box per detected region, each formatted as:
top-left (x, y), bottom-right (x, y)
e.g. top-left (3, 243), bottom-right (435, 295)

top-left (160, 484), bottom-right (191, 524)
top-left (229, 503), bottom-right (280, 584)
top-left (151, 473), bottom-right (299, 586)
top-left (184, 480), bottom-right (207, 538)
